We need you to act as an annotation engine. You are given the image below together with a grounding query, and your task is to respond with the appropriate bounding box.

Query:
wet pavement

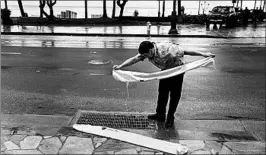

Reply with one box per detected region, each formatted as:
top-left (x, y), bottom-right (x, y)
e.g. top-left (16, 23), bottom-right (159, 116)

top-left (1, 23), bottom-right (265, 37)
top-left (1, 114), bottom-right (265, 154)
top-left (1, 22), bottom-right (265, 154)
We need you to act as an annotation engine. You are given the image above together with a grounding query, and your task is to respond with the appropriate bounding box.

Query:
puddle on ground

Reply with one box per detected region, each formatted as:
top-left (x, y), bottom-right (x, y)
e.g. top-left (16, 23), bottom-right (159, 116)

top-left (211, 132), bottom-right (256, 141)
top-left (1, 66), bottom-right (13, 70)
top-left (88, 60), bottom-right (112, 65)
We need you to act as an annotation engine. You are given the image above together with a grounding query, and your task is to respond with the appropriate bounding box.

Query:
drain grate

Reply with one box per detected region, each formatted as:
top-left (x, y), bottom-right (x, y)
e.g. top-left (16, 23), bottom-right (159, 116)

top-left (72, 110), bottom-right (155, 130)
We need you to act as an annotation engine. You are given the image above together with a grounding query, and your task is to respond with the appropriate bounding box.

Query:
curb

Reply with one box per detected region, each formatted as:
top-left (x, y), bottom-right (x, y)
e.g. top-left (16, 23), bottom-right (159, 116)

top-left (2, 32), bottom-right (264, 38)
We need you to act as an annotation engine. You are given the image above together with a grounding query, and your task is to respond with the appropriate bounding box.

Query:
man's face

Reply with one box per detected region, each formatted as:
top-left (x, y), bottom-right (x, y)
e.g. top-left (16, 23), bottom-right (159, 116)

top-left (142, 48), bottom-right (154, 58)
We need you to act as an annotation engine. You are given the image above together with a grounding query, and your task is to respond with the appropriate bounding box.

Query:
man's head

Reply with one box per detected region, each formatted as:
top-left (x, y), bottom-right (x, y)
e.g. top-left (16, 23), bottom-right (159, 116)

top-left (138, 41), bottom-right (154, 54)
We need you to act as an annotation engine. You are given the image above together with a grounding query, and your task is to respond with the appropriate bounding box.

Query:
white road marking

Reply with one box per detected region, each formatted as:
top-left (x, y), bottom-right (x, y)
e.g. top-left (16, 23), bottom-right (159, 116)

top-left (1, 52), bottom-right (22, 55)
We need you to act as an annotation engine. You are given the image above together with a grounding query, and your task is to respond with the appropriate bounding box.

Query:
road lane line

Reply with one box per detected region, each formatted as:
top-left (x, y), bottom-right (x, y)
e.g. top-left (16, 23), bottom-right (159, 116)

top-left (1, 52), bottom-right (22, 55)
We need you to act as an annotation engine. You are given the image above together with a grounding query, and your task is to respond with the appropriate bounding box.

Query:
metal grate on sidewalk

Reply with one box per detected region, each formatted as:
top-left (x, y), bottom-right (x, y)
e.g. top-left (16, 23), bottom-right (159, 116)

top-left (71, 110), bottom-right (155, 130)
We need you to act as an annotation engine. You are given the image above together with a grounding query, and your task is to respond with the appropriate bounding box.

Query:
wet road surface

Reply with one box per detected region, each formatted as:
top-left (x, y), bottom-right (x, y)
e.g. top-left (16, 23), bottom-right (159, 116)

top-left (1, 23), bottom-right (265, 37)
top-left (1, 36), bottom-right (265, 121)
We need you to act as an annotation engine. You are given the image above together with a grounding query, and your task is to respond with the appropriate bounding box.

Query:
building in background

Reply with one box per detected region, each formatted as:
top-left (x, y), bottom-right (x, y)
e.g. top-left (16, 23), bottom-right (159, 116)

top-left (57, 10), bottom-right (77, 19)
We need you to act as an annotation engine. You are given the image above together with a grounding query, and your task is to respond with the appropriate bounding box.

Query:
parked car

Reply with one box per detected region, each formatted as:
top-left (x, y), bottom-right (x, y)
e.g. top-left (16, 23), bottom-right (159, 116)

top-left (205, 6), bottom-right (242, 27)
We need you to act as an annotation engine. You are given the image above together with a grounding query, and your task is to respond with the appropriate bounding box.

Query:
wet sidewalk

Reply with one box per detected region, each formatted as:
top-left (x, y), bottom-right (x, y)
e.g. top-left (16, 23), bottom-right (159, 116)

top-left (1, 114), bottom-right (265, 154)
top-left (1, 23), bottom-right (265, 38)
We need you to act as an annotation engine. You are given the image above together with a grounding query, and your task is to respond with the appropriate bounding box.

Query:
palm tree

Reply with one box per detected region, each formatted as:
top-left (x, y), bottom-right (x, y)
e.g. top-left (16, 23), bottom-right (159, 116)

top-left (17, 0), bottom-right (27, 17)
top-left (117, 0), bottom-right (128, 19)
top-left (162, 0), bottom-right (165, 17)
top-left (112, 0), bottom-right (116, 18)
top-left (103, 0), bottom-right (108, 18)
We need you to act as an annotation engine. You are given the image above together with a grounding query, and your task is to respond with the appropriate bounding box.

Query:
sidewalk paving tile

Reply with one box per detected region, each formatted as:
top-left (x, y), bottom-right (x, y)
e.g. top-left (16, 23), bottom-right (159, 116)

top-left (95, 139), bottom-right (137, 152)
top-left (59, 136), bottom-right (67, 142)
top-left (178, 130), bottom-right (218, 141)
top-left (241, 120), bottom-right (265, 132)
top-left (1, 142), bottom-right (7, 152)
top-left (224, 141), bottom-right (266, 154)
top-left (210, 130), bottom-right (257, 142)
top-left (114, 148), bottom-right (138, 154)
top-left (218, 145), bottom-right (236, 154)
top-left (20, 136), bottom-right (42, 149)
top-left (39, 137), bottom-right (62, 154)
top-left (93, 137), bottom-right (108, 148)
top-left (191, 150), bottom-right (212, 154)
top-left (179, 140), bottom-right (205, 153)
top-left (203, 140), bottom-right (223, 154)
top-left (1, 114), bottom-right (72, 127)
top-left (9, 134), bottom-right (27, 145)
top-left (93, 150), bottom-right (115, 154)
top-left (33, 126), bottom-right (61, 136)
top-left (253, 131), bottom-right (265, 142)
top-left (175, 120), bottom-right (245, 131)
top-left (56, 126), bottom-right (91, 138)
top-left (4, 141), bottom-right (20, 150)
top-left (4, 149), bottom-right (43, 154)
top-left (59, 136), bottom-right (94, 154)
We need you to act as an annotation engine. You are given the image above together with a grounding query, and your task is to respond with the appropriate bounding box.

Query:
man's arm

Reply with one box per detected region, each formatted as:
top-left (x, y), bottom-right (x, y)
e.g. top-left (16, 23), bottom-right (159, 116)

top-left (184, 50), bottom-right (215, 57)
top-left (113, 53), bottom-right (144, 70)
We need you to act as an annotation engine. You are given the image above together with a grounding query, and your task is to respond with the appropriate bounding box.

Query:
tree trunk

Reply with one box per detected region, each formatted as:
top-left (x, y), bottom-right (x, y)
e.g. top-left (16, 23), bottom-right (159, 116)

top-left (112, 0), bottom-right (116, 18)
top-left (85, 0), bottom-right (87, 19)
top-left (162, 0), bottom-right (165, 17)
top-left (17, 0), bottom-right (27, 17)
top-left (117, 0), bottom-right (128, 19)
top-left (47, 0), bottom-right (57, 21)
top-left (39, 0), bottom-right (46, 18)
top-left (103, 0), bottom-right (107, 18)
top-left (254, 0), bottom-right (257, 9)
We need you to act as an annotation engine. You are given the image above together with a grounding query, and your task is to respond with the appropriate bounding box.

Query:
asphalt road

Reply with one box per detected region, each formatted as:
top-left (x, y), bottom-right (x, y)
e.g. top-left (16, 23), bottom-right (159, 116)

top-left (1, 36), bottom-right (265, 120)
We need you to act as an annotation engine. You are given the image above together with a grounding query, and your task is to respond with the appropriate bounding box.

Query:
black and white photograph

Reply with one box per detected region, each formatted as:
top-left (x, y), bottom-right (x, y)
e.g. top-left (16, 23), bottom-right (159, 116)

top-left (1, 0), bottom-right (265, 154)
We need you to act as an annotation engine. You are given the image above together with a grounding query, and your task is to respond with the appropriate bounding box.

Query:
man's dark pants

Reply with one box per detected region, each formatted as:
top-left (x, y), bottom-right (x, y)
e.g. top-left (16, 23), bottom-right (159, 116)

top-left (156, 73), bottom-right (184, 120)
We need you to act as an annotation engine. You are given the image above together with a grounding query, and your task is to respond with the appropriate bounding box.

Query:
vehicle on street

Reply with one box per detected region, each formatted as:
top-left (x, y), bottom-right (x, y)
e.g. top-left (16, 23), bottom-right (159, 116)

top-left (205, 6), bottom-right (242, 27)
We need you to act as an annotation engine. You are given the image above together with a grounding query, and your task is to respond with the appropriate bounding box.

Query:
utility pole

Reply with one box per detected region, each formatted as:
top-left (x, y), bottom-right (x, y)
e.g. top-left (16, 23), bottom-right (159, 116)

top-left (198, 0), bottom-right (201, 15)
top-left (158, 0), bottom-right (161, 17)
top-left (85, 0), bottom-right (88, 20)
top-left (4, 0), bottom-right (8, 9)
top-left (168, 0), bottom-right (178, 34)
top-left (262, 0), bottom-right (266, 11)
top-left (178, 0), bottom-right (181, 15)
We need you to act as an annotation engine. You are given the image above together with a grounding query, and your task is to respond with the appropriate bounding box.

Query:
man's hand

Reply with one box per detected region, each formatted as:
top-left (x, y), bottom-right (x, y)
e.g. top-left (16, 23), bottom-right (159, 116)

top-left (113, 65), bottom-right (121, 70)
top-left (204, 52), bottom-right (215, 58)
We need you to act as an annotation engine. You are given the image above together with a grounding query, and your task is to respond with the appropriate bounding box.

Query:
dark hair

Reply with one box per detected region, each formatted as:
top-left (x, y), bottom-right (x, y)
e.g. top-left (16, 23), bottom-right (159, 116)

top-left (138, 41), bottom-right (154, 54)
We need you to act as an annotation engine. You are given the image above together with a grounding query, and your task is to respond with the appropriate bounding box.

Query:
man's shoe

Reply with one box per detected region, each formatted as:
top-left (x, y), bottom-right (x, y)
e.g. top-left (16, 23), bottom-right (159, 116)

top-left (165, 119), bottom-right (174, 128)
top-left (147, 113), bottom-right (165, 122)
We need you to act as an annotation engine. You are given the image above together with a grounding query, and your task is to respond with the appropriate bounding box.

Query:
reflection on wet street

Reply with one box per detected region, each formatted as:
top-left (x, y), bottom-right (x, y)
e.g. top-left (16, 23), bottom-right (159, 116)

top-left (1, 23), bottom-right (265, 37)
